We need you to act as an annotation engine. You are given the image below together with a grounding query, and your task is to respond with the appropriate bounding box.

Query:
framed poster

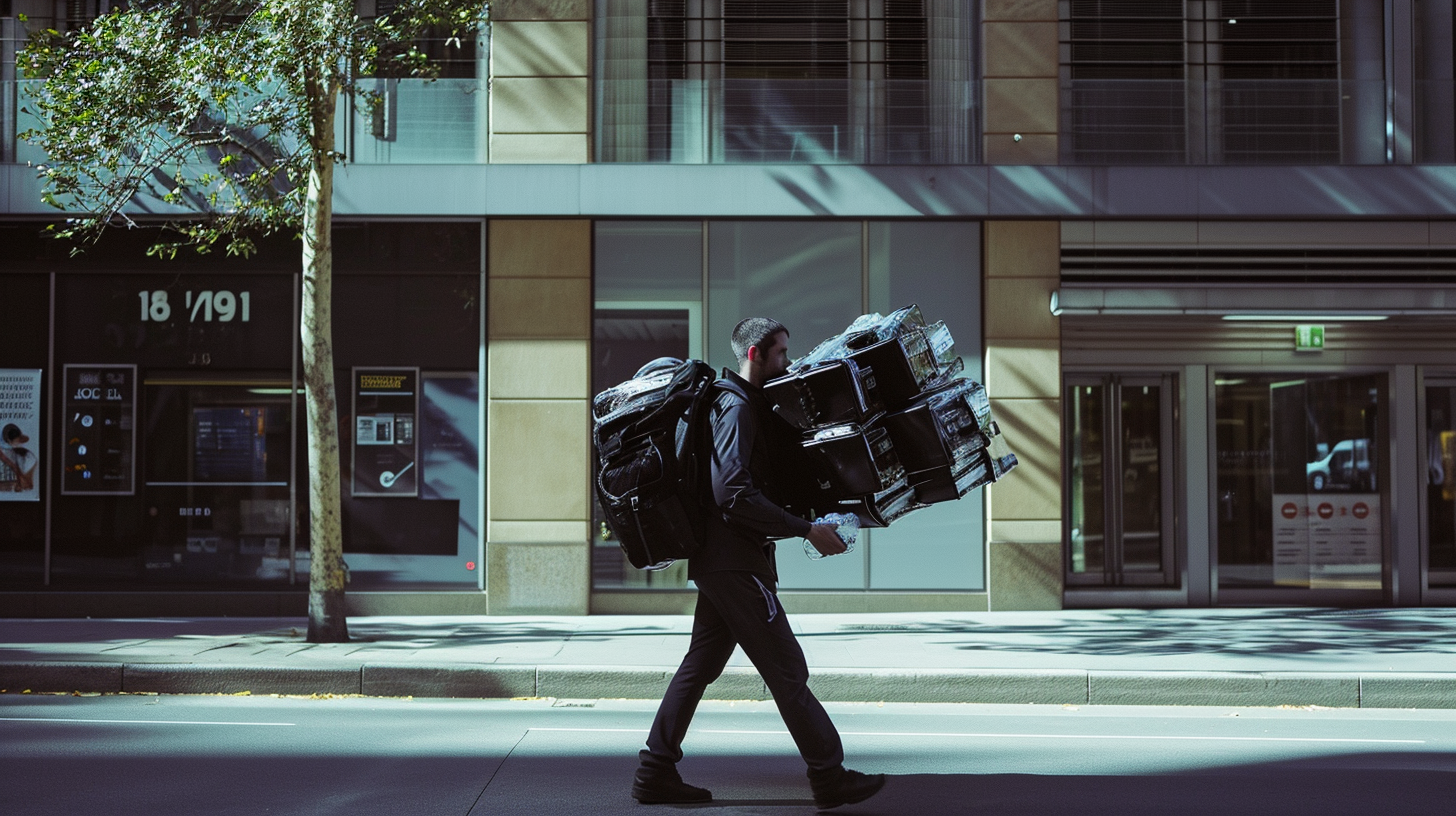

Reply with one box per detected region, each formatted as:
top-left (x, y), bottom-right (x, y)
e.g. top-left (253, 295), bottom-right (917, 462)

top-left (352, 367), bottom-right (419, 497)
top-left (0, 369), bottom-right (42, 501)
top-left (61, 365), bottom-right (137, 495)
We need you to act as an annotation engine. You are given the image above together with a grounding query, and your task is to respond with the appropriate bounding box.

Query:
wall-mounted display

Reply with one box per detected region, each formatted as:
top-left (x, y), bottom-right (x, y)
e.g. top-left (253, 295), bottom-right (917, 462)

top-left (0, 369), bottom-right (42, 501)
top-left (61, 365), bottom-right (136, 495)
top-left (352, 367), bottom-right (419, 497)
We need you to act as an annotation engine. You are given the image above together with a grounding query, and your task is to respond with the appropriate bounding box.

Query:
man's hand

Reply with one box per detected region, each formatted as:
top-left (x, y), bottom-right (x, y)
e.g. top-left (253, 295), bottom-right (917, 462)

top-left (806, 523), bottom-right (848, 557)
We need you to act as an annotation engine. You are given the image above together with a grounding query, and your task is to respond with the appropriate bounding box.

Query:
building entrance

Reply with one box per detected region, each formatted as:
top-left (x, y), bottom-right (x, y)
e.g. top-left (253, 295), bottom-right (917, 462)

top-left (1213, 372), bottom-right (1387, 604)
top-left (1064, 374), bottom-right (1178, 589)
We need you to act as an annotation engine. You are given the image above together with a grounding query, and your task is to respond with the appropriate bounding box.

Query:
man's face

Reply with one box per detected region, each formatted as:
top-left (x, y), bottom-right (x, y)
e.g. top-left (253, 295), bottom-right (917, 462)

top-left (758, 331), bottom-right (792, 380)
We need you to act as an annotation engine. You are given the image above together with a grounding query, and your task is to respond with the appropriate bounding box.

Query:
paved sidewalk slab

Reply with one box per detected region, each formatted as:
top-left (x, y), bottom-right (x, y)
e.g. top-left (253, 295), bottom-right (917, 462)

top-left (3, 609), bottom-right (1455, 707)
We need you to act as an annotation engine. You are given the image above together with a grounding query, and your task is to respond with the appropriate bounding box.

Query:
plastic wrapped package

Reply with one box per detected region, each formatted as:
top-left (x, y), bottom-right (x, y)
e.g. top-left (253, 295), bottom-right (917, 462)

top-left (765, 358), bottom-right (884, 430)
top-left (832, 481), bottom-right (923, 528)
top-left (763, 306), bottom-right (1017, 532)
top-left (800, 422), bottom-right (906, 497)
top-left (882, 377), bottom-right (1019, 505)
top-left (786, 305), bottom-right (959, 410)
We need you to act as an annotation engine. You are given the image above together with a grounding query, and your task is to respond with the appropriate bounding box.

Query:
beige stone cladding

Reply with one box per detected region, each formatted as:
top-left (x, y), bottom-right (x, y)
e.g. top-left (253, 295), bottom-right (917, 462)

top-left (489, 0), bottom-right (592, 163)
top-left (984, 221), bottom-right (1063, 609)
top-left (982, 0), bottom-right (1058, 164)
top-left (486, 220), bottom-right (593, 613)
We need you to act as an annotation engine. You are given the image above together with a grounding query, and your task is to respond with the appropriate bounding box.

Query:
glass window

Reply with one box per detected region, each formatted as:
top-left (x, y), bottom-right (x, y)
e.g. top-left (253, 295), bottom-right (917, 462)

top-left (1064, 375), bottom-right (1177, 589)
top-left (708, 221), bottom-right (864, 591)
top-left (1215, 372), bottom-right (1386, 593)
top-left (595, 222), bottom-right (703, 303)
top-left (591, 222), bottom-right (704, 590)
top-left (864, 222), bottom-right (985, 591)
top-left (1427, 381), bottom-right (1456, 587)
top-left (590, 219), bottom-right (986, 593)
top-left (706, 222), bottom-right (861, 371)
top-left (0, 274), bottom-right (49, 586)
top-left (595, 2), bottom-right (977, 164)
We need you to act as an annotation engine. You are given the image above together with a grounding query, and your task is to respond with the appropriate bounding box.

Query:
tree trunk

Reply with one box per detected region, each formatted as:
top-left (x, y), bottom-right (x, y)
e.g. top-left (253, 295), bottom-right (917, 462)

top-left (302, 66), bottom-right (348, 643)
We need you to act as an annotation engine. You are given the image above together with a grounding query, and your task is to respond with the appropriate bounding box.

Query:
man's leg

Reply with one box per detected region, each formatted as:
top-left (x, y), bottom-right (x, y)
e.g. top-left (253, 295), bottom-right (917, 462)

top-left (692, 571), bottom-right (843, 772)
top-left (695, 571), bottom-right (885, 809)
top-left (634, 590), bottom-right (736, 803)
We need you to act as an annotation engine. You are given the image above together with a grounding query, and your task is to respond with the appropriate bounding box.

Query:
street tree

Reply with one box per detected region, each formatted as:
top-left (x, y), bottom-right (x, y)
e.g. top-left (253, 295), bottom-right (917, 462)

top-left (20, 0), bottom-right (490, 642)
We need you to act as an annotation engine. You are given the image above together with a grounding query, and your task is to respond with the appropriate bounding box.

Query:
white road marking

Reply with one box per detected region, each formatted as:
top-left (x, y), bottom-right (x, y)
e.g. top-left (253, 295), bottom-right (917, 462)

top-left (525, 727), bottom-right (1424, 745)
top-left (0, 717), bottom-right (295, 727)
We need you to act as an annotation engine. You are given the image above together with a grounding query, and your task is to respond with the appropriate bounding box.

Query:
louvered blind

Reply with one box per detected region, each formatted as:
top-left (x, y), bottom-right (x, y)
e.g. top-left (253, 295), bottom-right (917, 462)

top-left (1063, 0), bottom-right (1348, 164)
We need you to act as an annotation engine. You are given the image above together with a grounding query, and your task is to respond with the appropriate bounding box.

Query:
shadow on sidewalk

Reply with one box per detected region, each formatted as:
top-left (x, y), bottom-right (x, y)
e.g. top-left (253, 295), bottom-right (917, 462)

top-left (475, 754), bottom-right (1456, 815)
top-left (809, 608), bottom-right (1456, 659)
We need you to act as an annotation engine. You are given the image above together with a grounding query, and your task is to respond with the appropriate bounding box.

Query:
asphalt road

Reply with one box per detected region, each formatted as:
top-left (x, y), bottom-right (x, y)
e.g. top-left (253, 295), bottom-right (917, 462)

top-left (2, 693), bottom-right (1453, 815)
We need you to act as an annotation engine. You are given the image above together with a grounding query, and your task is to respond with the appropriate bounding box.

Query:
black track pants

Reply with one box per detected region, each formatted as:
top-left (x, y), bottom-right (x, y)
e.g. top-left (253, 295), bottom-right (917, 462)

top-left (642, 570), bottom-right (844, 773)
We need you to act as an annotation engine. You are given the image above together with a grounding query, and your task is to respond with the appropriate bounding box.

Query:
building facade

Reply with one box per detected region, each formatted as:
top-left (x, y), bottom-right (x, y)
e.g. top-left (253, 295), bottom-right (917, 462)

top-left (2, 0), bottom-right (1455, 615)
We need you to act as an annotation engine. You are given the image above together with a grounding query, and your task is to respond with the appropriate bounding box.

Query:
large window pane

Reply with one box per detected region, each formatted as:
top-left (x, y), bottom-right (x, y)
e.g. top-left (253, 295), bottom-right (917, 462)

top-left (1215, 372), bottom-right (1386, 592)
top-left (1427, 383), bottom-right (1456, 587)
top-left (591, 222), bottom-right (704, 590)
top-left (707, 222), bottom-right (861, 371)
top-left (864, 222), bottom-right (985, 591)
top-left (1068, 383), bottom-right (1107, 577)
top-left (711, 222), bottom-right (863, 590)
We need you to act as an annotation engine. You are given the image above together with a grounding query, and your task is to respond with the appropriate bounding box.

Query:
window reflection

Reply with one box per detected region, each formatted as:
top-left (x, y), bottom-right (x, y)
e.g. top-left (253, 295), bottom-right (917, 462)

top-left (1428, 383), bottom-right (1456, 587)
top-left (1216, 373), bottom-right (1385, 591)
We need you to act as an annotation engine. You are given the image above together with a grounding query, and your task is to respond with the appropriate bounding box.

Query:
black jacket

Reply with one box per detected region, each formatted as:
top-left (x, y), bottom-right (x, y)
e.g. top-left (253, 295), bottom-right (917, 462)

top-left (688, 371), bottom-right (814, 583)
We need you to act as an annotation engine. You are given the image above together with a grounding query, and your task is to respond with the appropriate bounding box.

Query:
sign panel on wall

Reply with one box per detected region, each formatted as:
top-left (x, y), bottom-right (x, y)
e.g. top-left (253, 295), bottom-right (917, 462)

top-left (1271, 493), bottom-right (1383, 590)
top-left (55, 274), bottom-right (293, 369)
top-left (0, 369), bottom-right (42, 501)
top-left (352, 367), bottom-right (419, 497)
top-left (61, 365), bottom-right (137, 495)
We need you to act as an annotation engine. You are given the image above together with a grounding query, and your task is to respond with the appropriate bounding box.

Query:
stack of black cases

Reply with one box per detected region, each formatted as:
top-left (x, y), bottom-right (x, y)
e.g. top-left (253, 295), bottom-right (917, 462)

top-left (764, 305), bottom-right (1018, 528)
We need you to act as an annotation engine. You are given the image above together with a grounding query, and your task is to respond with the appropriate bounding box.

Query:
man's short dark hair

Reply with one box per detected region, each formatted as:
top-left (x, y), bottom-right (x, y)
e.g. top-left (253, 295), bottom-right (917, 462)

top-left (731, 317), bottom-right (789, 366)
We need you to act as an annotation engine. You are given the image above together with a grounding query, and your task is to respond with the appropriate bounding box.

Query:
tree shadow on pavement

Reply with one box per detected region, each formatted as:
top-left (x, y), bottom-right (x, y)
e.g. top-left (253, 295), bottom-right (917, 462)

top-left (811, 608), bottom-right (1456, 660)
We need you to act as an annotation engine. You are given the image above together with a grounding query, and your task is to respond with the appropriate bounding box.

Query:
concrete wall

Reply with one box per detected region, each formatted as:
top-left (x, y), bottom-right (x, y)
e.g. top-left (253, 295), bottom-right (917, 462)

top-left (486, 219), bottom-right (593, 614)
top-left (982, 0), bottom-right (1058, 164)
top-left (489, 0), bottom-right (592, 163)
top-left (983, 221), bottom-right (1063, 609)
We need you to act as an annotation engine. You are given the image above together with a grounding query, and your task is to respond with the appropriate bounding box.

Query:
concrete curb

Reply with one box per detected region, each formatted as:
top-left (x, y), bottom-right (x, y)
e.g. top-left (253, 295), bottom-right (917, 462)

top-left (3, 662), bottom-right (1456, 708)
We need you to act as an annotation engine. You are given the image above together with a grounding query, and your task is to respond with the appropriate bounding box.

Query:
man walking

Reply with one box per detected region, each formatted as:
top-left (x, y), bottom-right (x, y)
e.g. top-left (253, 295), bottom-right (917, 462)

top-left (631, 318), bottom-right (886, 810)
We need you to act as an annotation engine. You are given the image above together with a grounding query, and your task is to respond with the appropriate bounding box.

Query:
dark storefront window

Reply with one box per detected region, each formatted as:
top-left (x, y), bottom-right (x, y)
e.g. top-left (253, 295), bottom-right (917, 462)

top-left (1427, 380), bottom-right (1456, 587)
top-left (2, 222), bottom-right (482, 590)
top-left (0, 274), bottom-right (50, 586)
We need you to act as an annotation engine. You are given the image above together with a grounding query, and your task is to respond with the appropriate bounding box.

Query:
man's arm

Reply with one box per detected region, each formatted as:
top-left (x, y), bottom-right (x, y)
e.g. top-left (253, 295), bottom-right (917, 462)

top-left (710, 398), bottom-right (815, 540)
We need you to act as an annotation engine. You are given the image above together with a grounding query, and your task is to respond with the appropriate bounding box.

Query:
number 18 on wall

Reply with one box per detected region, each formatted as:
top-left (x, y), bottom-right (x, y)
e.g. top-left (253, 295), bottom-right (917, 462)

top-left (139, 290), bottom-right (251, 322)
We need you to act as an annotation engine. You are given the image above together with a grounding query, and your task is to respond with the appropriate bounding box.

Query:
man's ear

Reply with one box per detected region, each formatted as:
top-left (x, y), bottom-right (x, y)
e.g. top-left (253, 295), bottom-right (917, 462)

top-left (745, 345), bottom-right (759, 363)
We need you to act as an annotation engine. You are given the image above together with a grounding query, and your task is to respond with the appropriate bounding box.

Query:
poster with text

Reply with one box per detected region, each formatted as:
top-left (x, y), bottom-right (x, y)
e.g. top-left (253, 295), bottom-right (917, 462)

top-left (61, 365), bottom-right (136, 495)
top-left (1271, 493), bottom-right (1382, 589)
top-left (1271, 494), bottom-right (1311, 586)
top-left (0, 370), bottom-right (42, 501)
top-left (352, 367), bottom-right (419, 497)
top-left (1308, 493), bottom-right (1382, 590)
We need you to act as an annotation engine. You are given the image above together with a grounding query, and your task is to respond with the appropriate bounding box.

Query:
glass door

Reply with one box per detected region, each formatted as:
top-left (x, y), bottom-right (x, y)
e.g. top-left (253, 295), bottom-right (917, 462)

top-left (1214, 372), bottom-right (1387, 603)
top-left (1426, 379), bottom-right (1456, 590)
top-left (1065, 374), bottom-right (1178, 587)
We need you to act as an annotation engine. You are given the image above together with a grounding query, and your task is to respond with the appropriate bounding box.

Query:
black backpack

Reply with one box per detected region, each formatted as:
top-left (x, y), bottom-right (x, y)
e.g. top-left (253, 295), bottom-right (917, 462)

top-left (592, 358), bottom-right (722, 569)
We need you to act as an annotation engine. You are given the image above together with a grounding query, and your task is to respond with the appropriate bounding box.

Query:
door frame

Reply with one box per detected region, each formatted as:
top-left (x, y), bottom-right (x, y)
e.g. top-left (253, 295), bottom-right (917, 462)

top-left (1207, 365), bottom-right (1398, 608)
top-left (1063, 368), bottom-right (1189, 608)
top-left (1419, 371), bottom-right (1456, 605)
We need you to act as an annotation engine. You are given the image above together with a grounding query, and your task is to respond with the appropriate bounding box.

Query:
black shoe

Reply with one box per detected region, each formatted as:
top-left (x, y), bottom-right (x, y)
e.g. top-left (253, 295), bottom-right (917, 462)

top-left (631, 770), bottom-right (712, 804)
top-left (811, 768), bottom-right (886, 810)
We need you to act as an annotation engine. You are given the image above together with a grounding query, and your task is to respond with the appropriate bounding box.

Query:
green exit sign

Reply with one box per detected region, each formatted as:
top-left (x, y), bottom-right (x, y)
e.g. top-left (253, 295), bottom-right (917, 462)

top-left (1295, 324), bottom-right (1325, 352)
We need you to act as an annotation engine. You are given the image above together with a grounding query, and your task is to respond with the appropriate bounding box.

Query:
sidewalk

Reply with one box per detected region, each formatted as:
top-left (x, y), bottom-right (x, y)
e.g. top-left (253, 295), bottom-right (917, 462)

top-left (3, 608), bottom-right (1455, 708)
